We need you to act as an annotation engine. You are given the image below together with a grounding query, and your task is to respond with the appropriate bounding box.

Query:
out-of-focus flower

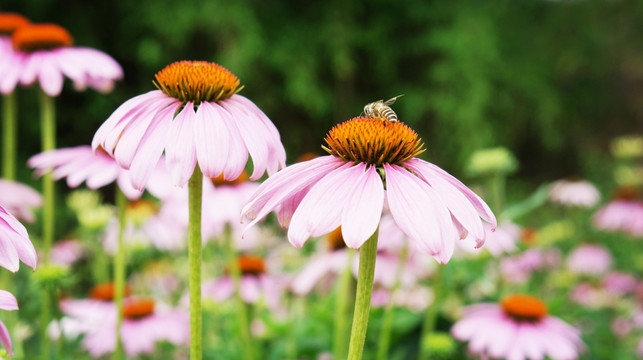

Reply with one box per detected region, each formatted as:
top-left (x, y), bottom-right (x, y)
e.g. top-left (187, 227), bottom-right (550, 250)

top-left (29, 146), bottom-right (172, 201)
top-left (59, 296), bottom-right (188, 358)
top-left (1, 23), bottom-right (122, 96)
top-left (1, 23), bottom-right (121, 95)
top-left (50, 239), bottom-right (84, 266)
top-left (103, 198), bottom-right (185, 253)
top-left (0, 290), bottom-right (18, 356)
top-left (0, 205), bottom-right (37, 272)
top-left (202, 255), bottom-right (288, 310)
top-left (0, 179), bottom-right (42, 223)
top-left (602, 271), bottom-right (638, 295)
top-left (242, 117), bottom-right (496, 264)
top-left (457, 221), bottom-right (519, 257)
top-left (566, 244), bottom-right (612, 276)
top-left (0, 13), bottom-right (29, 76)
top-left (92, 60), bottom-right (285, 190)
top-left (452, 294), bottom-right (584, 360)
top-left (160, 172), bottom-right (264, 250)
top-left (422, 332), bottom-right (456, 360)
top-left (594, 192), bottom-right (643, 238)
top-left (500, 248), bottom-right (561, 284)
top-left (371, 286), bottom-right (433, 312)
top-left (66, 190), bottom-right (101, 213)
top-left (611, 135), bottom-right (643, 160)
top-left (466, 147), bottom-right (518, 176)
top-left (549, 179), bottom-right (600, 208)
top-left (613, 165), bottom-right (643, 187)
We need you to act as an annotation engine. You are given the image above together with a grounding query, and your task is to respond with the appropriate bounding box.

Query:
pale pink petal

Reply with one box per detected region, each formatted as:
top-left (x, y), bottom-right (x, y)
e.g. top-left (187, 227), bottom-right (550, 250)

top-left (218, 106), bottom-right (249, 181)
top-left (405, 159), bottom-right (485, 240)
top-left (288, 163), bottom-right (361, 248)
top-left (384, 164), bottom-right (456, 263)
top-left (18, 51), bottom-right (43, 86)
top-left (165, 104), bottom-right (198, 186)
top-left (203, 277), bottom-right (235, 302)
top-left (340, 165), bottom-right (385, 249)
top-left (408, 158), bottom-right (496, 227)
top-left (0, 320), bottom-right (12, 356)
top-left (241, 156), bottom-right (345, 230)
top-left (37, 57), bottom-right (64, 96)
top-left (194, 102), bottom-right (229, 178)
top-left (240, 276), bottom-right (261, 303)
top-left (0, 290), bottom-right (18, 311)
top-left (128, 103), bottom-right (179, 190)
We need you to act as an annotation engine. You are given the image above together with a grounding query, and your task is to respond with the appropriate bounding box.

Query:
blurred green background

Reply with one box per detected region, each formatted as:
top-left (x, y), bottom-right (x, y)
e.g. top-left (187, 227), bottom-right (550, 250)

top-left (3, 0), bottom-right (643, 184)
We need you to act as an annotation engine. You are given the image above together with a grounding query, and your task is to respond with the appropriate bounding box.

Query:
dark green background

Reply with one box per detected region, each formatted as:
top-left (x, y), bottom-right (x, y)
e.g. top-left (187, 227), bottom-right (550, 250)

top-left (4, 0), bottom-right (643, 183)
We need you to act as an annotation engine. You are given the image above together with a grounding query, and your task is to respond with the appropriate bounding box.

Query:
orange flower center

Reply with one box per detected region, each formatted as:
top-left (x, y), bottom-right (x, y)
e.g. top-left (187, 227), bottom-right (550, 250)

top-left (322, 116), bottom-right (425, 166)
top-left (327, 227), bottom-right (346, 251)
top-left (125, 199), bottom-right (158, 224)
top-left (210, 170), bottom-right (249, 187)
top-left (12, 23), bottom-right (73, 52)
top-left (0, 13), bottom-right (29, 35)
top-left (153, 61), bottom-right (242, 104)
top-left (123, 298), bottom-right (155, 319)
top-left (501, 294), bottom-right (548, 322)
top-left (237, 255), bottom-right (265, 276)
top-left (521, 228), bottom-right (537, 246)
top-left (89, 282), bottom-right (132, 301)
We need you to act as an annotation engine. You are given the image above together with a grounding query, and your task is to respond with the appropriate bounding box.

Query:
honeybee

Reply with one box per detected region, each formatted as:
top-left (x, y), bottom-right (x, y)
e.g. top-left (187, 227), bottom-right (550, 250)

top-left (363, 95), bottom-right (404, 122)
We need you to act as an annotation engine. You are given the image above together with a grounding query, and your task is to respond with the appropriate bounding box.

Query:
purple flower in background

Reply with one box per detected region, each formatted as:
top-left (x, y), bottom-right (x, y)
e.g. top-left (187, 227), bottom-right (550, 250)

top-left (566, 244), bottom-right (612, 276)
top-left (452, 294), bottom-right (584, 360)
top-left (0, 179), bottom-right (42, 223)
top-left (549, 178), bottom-right (600, 208)
top-left (1, 23), bottom-right (122, 96)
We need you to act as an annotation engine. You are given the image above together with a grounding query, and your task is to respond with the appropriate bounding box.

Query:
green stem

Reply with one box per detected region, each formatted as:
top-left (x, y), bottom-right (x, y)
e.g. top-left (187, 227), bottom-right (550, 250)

top-left (224, 227), bottom-right (254, 360)
top-left (333, 249), bottom-right (355, 360)
top-left (489, 173), bottom-right (506, 214)
top-left (39, 89), bottom-right (56, 260)
top-left (2, 93), bottom-right (17, 180)
top-left (418, 265), bottom-right (444, 360)
top-left (113, 189), bottom-right (127, 360)
top-left (346, 229), bottom-right (379, 360)
top-left (188, 166), bottom-right (203, 360)
top-left (39, 89), bottom-right (56, 360)
top-left (285, 295), bottom-right (302, 360)
top-left (376, 245), bottom-right (408, 360)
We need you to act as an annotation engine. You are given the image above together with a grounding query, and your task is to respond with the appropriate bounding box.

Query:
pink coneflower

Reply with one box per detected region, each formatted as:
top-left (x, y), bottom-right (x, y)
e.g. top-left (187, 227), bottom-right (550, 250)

top-left (452, 294), bottom-right (584, 360)
top-left (28, 145), bottom-right (171, 201)
top-left (203, 255), bottom-right (287, 310)
top-left (92, 60), bottom-right (286, 189)
top-left (242, 117), bottom-right (496, 263)
top-left (103, 198), bottom-right (185, 252)
top-left (0, 290), bottom-right (18, 356)
top-left (549, 179), bottom-right (600, 208)
top-left (0, 13), bottom-right (29, 67)
top-left (50, 239), bottom-right (84, 266)
top-left (594, 187), bottom-right (643, 237)
top-left (0, 179), bottom-right (42, 223)
top-left (566, 244), bottom-right (612, 276)
top-left (60, 295), bottom-right (188, 358)
top-left (457, 221), bottom-right (519, 257)
top-left (0, 205), bottom-right (37, 272)
top-left (0, 23), bottom-right (122, 96)
top-left (602, 271), bottom-right (638, 295)
top-left (500, 248), bottom-right (561, 284)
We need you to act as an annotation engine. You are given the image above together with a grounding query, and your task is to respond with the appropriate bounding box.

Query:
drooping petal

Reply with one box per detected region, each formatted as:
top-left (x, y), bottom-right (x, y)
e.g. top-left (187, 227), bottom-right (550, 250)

top-left (241, 156), bottom-right (345, 230)
top-left (37, 56), bottom-right (64, 96)
top-left (287, 162), bottom-right (359, 248)
top-left (407, 158), bottom-right (496, 228)
top-left (128, 103), bottom-right (179, 190)
top-left (218, 106), bottom-right (249, 181)
top-left (0, 320), bottom-right (12, 356)
top-left (0, 291), bottom-right (18, 311)
top-left (340, 165), bottom-right (385, 248)
top-left (384, 164), bottom-right (456, 264)
top-left (194, 102), bottom-right (229, 178)
top-left (165, 103), bottom-right (198, 186)
top-left (405, 159), bottom-right (485, 240)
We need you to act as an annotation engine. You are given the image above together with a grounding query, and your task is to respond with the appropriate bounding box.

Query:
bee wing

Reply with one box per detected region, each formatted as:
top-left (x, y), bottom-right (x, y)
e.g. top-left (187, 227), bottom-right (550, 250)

top-left (383, 94), bottom-right (404, 106)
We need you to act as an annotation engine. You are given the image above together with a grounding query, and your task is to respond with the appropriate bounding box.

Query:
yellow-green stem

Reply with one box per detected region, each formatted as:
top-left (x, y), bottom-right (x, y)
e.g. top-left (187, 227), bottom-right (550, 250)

top-left (38, 89), bottom-right (56, 360)
top-left (224, 227), bottom-right (254, 360)
top-left (376, 245), bottom-right (408, 360)
top-left (333, 249), bottom-right (355, 360)
top-left (2, 93), bottom-right (17, 180)
top-left (418, 265), bottom-right (444, 360)
top-left (347, 229), bottom-right (379, 360)
top-left (113, 189), bottom-right (127, 360)
top-left (188, 166), bottom-right (203, 360)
